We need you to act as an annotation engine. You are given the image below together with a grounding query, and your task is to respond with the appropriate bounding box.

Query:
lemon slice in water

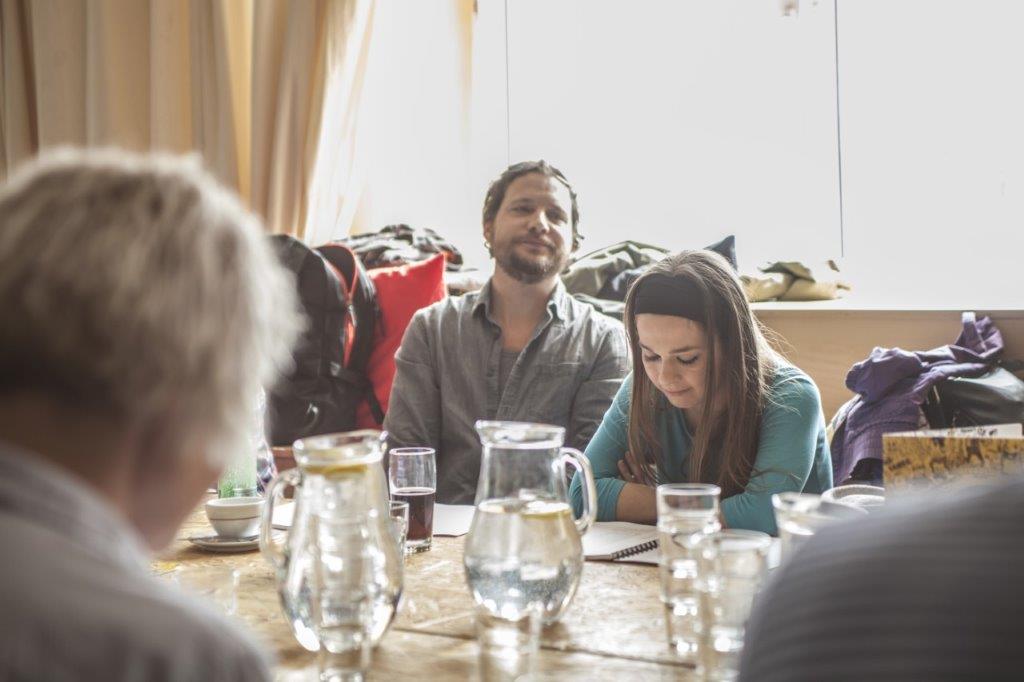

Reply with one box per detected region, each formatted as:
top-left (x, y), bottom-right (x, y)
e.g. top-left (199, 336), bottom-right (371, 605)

top-left (521, 499), bottom-right (571, 519)
top-left (302, 461), bottom-right (369, 478)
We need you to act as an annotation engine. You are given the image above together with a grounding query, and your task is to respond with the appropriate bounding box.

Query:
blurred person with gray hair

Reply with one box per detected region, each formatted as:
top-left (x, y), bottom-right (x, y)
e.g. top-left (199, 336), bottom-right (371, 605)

top-left (0, 150), bottom-right (302, 681)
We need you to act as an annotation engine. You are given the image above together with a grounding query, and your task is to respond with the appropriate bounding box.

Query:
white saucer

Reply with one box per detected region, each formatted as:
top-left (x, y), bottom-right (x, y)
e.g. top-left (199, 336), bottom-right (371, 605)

top-left (188, 533), bottom-right (260, 553)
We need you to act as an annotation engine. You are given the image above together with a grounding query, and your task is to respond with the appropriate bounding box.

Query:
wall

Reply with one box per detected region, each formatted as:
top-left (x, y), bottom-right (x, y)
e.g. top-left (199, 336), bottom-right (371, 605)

top-left (755, 304), bottom-right (1024, 418)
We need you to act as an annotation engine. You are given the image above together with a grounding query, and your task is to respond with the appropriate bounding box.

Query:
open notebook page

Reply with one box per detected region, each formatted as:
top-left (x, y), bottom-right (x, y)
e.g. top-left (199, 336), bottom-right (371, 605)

top-left (618, 545), bottom-right (660, 565)
top-left (583, 522), bottom-right (660, 562)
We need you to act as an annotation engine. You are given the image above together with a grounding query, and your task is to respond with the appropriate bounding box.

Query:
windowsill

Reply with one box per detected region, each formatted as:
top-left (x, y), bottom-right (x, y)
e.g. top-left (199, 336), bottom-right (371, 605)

top-left (751, 297), bottom-right (1024, 315)
top-left (450, 262), bottom-right (1022, 314)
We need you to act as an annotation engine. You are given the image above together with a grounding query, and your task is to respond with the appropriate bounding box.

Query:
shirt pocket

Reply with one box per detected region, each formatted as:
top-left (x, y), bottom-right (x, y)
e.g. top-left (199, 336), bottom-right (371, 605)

top-left (524, 362), bottom-right (582, 426)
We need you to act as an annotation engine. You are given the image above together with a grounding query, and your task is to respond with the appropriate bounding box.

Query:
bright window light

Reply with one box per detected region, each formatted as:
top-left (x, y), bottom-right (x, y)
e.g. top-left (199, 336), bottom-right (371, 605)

top-left (466, 0), bottom-right (1024, 307)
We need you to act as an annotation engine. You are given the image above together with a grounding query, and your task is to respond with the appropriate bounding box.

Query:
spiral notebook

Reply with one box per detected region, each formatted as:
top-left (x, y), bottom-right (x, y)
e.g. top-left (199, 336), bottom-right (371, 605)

top-left (583, 522), bottom-right (660, 565)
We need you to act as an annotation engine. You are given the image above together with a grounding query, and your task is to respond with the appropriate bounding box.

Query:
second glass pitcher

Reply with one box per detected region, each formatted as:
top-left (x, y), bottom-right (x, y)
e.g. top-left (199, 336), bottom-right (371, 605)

top-left (463, 421), bottom-right (597, 626)
top-left (260, 430), bottom-right (403, 651)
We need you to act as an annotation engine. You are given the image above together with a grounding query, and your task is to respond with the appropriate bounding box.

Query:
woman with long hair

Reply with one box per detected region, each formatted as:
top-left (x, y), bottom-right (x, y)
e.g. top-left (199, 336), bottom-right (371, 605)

top-left (570, 250), bottom-right (832, 533)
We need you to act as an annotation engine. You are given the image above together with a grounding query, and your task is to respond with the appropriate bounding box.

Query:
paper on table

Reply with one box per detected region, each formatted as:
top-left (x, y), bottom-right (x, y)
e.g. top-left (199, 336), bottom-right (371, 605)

top-left (271, 501), bottom-right (477, 537)
top-left (271, 502), bottom-right (294, 530)
top-left (433, 504), bottom-right (476, 537)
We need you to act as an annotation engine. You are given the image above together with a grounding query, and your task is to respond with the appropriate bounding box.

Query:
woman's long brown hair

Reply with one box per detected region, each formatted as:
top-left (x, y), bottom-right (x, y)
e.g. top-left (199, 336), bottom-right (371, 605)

top-left (624, 250), bottom-right (780, 499)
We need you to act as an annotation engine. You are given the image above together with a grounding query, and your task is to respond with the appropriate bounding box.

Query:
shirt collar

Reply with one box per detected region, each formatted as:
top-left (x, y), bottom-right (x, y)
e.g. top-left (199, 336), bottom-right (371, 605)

top-left (472, 278), bottom-right (571, 324)
top-left (547, 280), bottom-right (571, 322)
top-left (0, 441), bottom-right (151, 572)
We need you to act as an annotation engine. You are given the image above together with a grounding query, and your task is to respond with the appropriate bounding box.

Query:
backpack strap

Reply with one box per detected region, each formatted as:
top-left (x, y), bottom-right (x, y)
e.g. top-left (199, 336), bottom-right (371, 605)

top-left (270, 234), bottom-right (319, 277)
top-left (317, 242), bottom-right (385, 425)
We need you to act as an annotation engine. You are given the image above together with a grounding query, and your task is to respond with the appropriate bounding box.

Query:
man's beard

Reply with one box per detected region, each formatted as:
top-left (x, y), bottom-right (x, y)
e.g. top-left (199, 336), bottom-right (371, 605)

top-left (493, 239), bottom-right (568, 284)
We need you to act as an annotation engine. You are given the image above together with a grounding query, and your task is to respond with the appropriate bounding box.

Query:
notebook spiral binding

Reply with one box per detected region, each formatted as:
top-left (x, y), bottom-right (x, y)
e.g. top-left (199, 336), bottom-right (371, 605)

top-left (612, 539), bottom-right (659, 560)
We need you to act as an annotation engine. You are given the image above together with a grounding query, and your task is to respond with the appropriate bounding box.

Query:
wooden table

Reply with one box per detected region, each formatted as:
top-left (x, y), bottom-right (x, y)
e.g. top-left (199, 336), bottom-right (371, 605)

top-left (156, 505), bottom-right (695, 680)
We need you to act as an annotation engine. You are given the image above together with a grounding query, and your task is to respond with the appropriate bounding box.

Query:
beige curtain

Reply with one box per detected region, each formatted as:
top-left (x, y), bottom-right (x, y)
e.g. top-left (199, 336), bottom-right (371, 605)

top-left (1, 0), bottom-right (248, 194)
top-left (0, 0), bottom-right (378, 241)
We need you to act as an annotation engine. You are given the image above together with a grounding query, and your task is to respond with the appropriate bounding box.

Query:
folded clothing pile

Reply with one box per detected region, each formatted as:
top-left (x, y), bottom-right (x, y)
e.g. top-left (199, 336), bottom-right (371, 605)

top-left (342, 224), bottom-right (463, 271)
top-left (742, 260), bottom-right (851, 302)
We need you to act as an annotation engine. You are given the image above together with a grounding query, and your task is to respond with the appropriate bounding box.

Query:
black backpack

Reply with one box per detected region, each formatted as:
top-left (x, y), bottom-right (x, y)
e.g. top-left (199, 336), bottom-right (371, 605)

top-left (923, 362), bottom-right (1024, 429)
top-left (266, 235), bottom-right (384, 446)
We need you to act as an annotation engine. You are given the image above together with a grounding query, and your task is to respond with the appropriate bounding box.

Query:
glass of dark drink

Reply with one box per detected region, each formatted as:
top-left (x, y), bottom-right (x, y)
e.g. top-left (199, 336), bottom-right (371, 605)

top-left (388, 447), bottom-right (436, 553)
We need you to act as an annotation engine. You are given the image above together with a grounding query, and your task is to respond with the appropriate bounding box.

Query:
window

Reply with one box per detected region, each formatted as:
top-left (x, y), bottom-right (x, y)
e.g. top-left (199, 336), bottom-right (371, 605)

top-left (468, 0), bottom-right (1024, 307)
top-left (837, 0), bottom-right (1024, 307)
top-left (348, 0), bottom-right (477, 257)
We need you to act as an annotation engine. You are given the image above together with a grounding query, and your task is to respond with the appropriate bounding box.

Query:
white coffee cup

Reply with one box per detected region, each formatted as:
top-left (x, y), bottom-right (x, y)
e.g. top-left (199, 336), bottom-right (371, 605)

top-left (205, 496), bottom-right (264, 539)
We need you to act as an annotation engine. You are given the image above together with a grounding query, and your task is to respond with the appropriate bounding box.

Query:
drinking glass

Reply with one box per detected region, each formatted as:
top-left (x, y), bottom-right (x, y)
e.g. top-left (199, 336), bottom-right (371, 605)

top-left (168, 565), bottom-right (240, 616)
top-left (388, 501), bottom-right (410, 556)
top-left (475, 606), bottom-right (542, 681)
top-left (694, 530), bottom-right (772, 681)
top-left (772, 492), bottom-right (865, 564)
top-left (657, 483), bottom-right (722, 662)
top-left (314, 514), bottom-right (376, 682)
top-left (388, 448), bottom-right (437, 553)
top-left (820, 484), bottom-right (885, 512)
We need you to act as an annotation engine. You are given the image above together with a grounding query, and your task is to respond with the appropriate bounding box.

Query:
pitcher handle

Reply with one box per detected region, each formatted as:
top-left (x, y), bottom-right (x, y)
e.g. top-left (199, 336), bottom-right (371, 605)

top-left (561, 447), bottom-right (597, 536)
top-left (260, 467), bottom-right (300, 570)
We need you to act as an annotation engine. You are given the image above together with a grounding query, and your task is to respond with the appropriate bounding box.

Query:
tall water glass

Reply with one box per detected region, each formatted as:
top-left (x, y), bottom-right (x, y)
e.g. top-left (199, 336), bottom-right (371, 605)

top-left (388, 448), bottom-right (436, 553)
top-left (314, 514), bottom-right (375, 682)
top-left (166, 565), bottom-right (240, 617)
top-left (772, 492), bottom-right (865, 564)
top-left (695, 530), bottom-right (772, 681)
top-left (657, 483), bottom-right (722, 662)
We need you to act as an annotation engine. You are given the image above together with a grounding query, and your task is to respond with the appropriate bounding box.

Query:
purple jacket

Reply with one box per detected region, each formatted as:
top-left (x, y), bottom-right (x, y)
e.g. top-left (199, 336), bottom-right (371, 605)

top-left (831, 313), bottom-right (1004, 484)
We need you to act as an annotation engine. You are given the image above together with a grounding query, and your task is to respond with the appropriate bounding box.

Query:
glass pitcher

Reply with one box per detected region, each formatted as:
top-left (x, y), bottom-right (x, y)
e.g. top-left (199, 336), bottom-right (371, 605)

top-left (260, 430), bottom-right (403, 651)
top-left (463, 421), bottom-right (598, 626)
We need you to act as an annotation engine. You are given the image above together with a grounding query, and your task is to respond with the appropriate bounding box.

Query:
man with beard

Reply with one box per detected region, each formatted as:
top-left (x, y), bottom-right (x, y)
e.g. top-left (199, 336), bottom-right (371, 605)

top-left (384, 161), bottom-right (629, 503)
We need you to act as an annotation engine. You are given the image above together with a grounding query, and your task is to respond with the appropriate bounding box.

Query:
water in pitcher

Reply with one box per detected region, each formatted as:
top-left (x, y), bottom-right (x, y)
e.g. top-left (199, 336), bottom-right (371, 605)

top-left (463, 496), bottom-right (583, 625)
top-left (276, 506), bottom-right (402, 650)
